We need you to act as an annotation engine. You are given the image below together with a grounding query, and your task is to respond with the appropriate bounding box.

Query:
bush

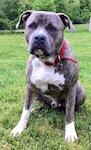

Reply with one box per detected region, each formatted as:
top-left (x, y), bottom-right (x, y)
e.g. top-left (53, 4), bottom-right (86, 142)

top-left (54, 0), bottom-right (67, 13)
top-left (79, 7), bottom-right (90, 23)
top-left (65, 1), bottom-right (80, 23)
top-left (0, 18), bottom-right (17, 32)
top-left (78, 0), bottom-right (91, 23)
top-left (32, 0), bottom-right (56, 12)
top-left (0, 0), bottom-right (91, 30)
top-left (0, 18), bottom-right (10, 30)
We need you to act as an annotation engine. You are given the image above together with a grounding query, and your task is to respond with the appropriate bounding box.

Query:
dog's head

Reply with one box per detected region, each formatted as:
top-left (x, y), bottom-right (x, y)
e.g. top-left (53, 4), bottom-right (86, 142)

top-left (16, 10), bottom-right (75, 60)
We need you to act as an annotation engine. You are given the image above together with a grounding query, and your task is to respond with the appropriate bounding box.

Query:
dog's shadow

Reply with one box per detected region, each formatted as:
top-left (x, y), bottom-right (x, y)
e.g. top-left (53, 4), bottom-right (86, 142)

top-left (24, 102), bottom-right (87, 143)
top-left (28, 101), bottom-right (86, 131)
top-left (28, 102), bottom-right (66, 131)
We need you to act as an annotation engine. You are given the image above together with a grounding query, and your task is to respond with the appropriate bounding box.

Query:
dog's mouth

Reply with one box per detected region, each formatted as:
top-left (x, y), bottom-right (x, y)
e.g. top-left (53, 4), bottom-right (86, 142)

top-left (34, 49), bottom-right (44, 56)
top-left (30, 45), bottom-right (52, 59)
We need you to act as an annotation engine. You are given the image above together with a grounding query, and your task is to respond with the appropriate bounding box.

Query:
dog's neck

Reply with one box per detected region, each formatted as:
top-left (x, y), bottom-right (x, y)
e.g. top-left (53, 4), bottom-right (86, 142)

top-left (44, 39), bottom-right (77, 67)
top-left (44, 39), bottom-right (66, 66)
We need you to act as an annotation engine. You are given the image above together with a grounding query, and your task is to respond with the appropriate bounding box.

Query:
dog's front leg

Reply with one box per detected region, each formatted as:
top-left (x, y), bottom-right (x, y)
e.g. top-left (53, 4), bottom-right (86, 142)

top-left (10, 83), bottom-right (35, 137)
top-left (65, 84), bottom-right (78, 142)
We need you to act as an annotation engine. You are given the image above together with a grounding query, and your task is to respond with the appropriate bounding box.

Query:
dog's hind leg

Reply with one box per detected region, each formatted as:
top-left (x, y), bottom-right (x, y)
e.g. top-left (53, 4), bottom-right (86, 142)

top-left (75, 81), bottom-right (86, 110)
top-left (10, 83), bottom-right (36, 137)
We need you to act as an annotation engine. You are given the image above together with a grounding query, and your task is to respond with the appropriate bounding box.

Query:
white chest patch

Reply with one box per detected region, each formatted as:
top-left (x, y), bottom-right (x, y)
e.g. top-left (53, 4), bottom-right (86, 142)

top-left (30, 58), bottom-right (65, 92)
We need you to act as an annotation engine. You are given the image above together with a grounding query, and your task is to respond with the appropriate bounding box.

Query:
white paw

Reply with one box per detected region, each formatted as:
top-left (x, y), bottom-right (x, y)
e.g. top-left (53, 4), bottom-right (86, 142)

top-left (65, 122), bottom-right (78, 142)
top-left (10, 122), bottom-right (26, 137)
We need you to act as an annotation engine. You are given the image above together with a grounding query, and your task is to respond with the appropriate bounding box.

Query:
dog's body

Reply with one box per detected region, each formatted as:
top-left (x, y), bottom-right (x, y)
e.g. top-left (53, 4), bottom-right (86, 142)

top-left (10, 11), bottom-right (86, 142)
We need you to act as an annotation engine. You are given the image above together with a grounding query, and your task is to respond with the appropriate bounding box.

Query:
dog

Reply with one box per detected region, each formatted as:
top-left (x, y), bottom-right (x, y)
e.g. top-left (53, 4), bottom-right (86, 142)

top-left (10, 10), bottom-right (86, 142)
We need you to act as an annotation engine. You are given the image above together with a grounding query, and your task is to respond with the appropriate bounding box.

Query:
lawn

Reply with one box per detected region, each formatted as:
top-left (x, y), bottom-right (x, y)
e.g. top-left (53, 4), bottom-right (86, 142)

top-left (0, 24), bottom-right (91, 150)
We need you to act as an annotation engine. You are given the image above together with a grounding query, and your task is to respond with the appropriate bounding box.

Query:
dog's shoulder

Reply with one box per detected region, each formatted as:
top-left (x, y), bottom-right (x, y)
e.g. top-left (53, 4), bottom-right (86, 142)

top-left (62, 41), bottom-right (79, 85)
top-left (26, 55), bottom-right (35, 83)
top-left (59, 41), bottom-right (79, 86)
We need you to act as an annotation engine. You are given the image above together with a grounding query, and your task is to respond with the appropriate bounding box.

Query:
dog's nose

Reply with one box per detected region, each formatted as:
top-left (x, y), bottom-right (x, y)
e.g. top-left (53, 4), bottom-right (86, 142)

top-left (34, 34), bottom-right (46, 43)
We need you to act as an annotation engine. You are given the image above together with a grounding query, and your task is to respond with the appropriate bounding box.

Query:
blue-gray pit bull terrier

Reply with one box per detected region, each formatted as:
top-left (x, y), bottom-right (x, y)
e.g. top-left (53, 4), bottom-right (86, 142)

top-left (10, 10), bottom-right (86, 142)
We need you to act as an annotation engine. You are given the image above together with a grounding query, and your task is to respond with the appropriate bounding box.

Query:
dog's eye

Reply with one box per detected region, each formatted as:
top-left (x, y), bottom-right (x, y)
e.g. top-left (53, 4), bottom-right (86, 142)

top-left (29, 23), bottom-right (37, 29)
top-left (46, 24), bottom-right (57, 32)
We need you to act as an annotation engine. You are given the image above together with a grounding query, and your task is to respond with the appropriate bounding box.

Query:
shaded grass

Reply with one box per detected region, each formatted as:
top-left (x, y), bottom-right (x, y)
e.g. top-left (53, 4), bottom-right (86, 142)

top-left (0, 25), bottom-right (91, 150)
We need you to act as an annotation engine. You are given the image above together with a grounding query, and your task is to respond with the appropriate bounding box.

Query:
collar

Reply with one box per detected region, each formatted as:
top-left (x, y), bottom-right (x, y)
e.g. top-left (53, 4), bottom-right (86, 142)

top-left (44, 39), bottom-right (77, 66)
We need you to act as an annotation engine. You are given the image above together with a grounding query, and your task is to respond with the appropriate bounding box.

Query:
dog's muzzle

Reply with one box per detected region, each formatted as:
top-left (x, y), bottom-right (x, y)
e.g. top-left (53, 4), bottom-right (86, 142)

top-left (28, 34), bottom-right (52, 58)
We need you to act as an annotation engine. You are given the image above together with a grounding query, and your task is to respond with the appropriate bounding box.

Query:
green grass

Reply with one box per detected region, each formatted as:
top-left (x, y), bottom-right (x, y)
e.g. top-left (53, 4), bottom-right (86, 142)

top-left (0, 24), bottom-right (91, 150)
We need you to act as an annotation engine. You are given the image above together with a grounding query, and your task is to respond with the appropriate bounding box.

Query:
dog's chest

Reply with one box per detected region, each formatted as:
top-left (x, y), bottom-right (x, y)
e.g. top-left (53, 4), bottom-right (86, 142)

top-left (30, 58), bottom-right (65, 92)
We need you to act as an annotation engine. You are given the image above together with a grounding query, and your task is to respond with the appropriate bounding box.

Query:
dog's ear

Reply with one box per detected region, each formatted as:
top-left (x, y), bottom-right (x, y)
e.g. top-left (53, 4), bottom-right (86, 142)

top-left (16, 10), bottom-right (33, 29)
top-left (58, 13), bottom-right (76, 33)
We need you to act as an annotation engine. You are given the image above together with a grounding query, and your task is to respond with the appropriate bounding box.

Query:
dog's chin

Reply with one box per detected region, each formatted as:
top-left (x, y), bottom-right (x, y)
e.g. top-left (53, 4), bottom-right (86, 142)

top-left (37, 54), bottom-right (52, 62)
top-left (37, 54), bottom-right (55, 64)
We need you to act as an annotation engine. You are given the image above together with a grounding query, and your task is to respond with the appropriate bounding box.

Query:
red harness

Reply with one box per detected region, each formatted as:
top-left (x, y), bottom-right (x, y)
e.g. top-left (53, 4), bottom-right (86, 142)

top-left (44, 39), bottom-right (77, 66)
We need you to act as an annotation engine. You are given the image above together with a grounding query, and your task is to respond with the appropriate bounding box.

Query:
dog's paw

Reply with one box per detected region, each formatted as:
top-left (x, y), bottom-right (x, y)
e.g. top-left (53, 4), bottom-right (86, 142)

top-left (65, 122), bottom-right (78, 142)
top-left (10, 123), bottom-right (26, 137)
